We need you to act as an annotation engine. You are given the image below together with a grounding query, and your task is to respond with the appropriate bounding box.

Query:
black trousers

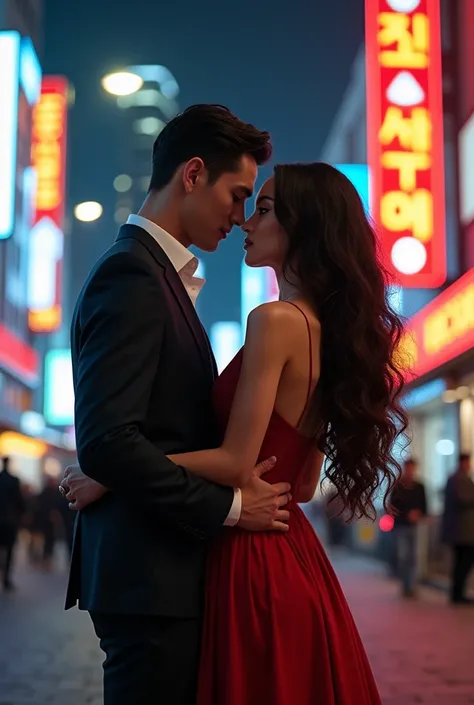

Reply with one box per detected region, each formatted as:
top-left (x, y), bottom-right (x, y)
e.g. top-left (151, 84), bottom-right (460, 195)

top-left (90, 612), bottom-right (201, 705)
top-left (451, 544), bottom-right (474, 602)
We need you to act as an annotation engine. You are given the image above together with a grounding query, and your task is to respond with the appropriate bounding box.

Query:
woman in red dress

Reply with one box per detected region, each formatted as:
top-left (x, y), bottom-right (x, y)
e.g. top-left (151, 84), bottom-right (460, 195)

top-left (166, 163), bottom-right (408, 704)
top-left (66, 162), bottom-right (407, 704)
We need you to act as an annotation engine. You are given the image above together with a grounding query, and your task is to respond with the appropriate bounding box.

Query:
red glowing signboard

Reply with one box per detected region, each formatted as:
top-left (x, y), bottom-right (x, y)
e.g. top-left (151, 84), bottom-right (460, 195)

top-left (29, 76), bottom-right (68, 333)
top-left (401, 266), bottom-right (474, 380)
top-left (365, 0), bottom-right (446, 288)
top-left (0, 324), bottom-right (39, 387)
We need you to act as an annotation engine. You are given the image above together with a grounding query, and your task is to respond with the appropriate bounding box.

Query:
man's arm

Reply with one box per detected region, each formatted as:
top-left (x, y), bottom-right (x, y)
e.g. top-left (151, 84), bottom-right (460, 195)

top-left (74, 250), bottom-right (233, 537)
top-left (167, 304), bottom-right (290, 487)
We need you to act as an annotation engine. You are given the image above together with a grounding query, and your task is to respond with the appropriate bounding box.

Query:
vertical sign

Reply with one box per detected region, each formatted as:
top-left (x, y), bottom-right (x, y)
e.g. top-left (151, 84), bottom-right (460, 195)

top-left (29, 76), bottom-right (68, 332)
top-left (0, 32), bottom-right (20, 239)
top-left (365, 0), bottom-right (446, 287)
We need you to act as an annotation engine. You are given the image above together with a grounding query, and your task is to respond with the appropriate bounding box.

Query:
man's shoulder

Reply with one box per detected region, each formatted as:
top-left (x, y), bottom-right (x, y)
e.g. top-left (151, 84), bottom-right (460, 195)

top-left (83, 239), bottom-right (165, 291)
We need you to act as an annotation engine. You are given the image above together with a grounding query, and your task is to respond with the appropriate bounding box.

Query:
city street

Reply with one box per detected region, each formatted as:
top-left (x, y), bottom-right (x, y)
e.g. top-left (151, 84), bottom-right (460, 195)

top-left (1, 549), bottom-right (474, 705)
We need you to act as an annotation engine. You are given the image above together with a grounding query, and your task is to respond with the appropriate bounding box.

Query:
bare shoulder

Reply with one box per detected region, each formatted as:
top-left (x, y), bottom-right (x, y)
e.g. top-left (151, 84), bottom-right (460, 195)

top-left (248, 301), bottom-right (321, 334)
top-left (247, 301), bottom-right (297, 326)
top-left (241, 303), bottom-right (297, 365)
top-left (246, 302), bottom-right (299, 344)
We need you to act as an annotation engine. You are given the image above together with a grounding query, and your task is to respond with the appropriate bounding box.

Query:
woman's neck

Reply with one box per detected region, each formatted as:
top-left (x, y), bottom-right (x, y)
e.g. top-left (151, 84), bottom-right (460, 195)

top-left (278, 275), bottom-right (300, 302)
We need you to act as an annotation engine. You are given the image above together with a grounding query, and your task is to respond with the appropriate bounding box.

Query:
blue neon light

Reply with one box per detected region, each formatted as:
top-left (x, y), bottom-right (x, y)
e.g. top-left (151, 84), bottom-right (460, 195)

top-left (335, 164), bottom-right (370, 215)
top-left (44, 349), bottom-right (74, 426)
top-left (0, 31), bottom-right (20, 239)
top-left (20, 36), bottom-right (42, 106)
top-left (210, 321), bottom-right (241, 373)
top-left (403, 378), bottom-right (447, 409)
top-left (240, 260), bottom-right (267, 343)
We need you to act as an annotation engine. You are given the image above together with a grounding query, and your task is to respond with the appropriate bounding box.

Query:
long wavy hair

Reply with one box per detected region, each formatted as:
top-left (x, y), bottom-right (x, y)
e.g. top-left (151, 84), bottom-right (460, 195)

top-left (274, 162), bottom-right (408, 520)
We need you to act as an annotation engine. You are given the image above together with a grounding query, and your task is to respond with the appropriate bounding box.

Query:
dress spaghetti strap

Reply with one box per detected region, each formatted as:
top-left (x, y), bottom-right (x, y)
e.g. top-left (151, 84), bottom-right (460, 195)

top-left (284, 301), bottom-right (313, 427)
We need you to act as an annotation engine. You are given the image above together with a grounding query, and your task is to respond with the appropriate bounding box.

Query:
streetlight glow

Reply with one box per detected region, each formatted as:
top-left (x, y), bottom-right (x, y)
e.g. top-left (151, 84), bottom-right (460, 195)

top-left (102, 71), bottom-right (143, 96)
top-left (74, 201), bottom-right (103, 222)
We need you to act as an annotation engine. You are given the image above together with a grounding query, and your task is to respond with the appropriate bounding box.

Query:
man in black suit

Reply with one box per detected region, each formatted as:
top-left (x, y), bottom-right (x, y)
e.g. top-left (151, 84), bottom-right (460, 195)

top-left (61, 105), bottom-right (292, 705)
top-left (0, 456), bottom-right (25, 590)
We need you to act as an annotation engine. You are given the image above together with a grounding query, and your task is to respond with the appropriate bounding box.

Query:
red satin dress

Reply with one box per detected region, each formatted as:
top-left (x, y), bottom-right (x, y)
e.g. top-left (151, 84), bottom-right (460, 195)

top-left (197, 303), bottom-right (381, 705)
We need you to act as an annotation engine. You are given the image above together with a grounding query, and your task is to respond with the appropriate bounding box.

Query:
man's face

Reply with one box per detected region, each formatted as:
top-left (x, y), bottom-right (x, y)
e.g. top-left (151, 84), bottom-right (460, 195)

top-left (180, 154), bottom-right (258, 252)
top-left (460, 457), bottom-right (471, 475)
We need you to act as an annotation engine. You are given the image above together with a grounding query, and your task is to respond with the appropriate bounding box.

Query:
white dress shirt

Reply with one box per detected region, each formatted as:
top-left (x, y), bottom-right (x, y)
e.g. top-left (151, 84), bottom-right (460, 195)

top-left (126, 214), bottom-right (242, 526)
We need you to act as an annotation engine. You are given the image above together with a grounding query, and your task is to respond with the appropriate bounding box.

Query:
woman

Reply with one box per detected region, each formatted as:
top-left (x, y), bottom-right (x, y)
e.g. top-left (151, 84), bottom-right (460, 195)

top-left (68, 162), bottom-right (407, 704)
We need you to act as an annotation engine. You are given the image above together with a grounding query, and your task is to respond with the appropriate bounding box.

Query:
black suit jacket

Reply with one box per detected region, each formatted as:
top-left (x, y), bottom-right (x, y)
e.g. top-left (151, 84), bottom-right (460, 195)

top-left (66, 224), bottom-right (234, 617)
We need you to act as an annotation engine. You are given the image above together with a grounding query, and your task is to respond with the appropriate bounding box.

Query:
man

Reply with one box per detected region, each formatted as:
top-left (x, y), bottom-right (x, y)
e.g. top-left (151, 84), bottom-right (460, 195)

top-left (442, 453), bottom-right (474, 605)
top-left (62, 105), bottom-right (292, 705)
top-left (390, 458), bottom-right (427, 598)
top-left (0, 456), bottom-right (25, 590)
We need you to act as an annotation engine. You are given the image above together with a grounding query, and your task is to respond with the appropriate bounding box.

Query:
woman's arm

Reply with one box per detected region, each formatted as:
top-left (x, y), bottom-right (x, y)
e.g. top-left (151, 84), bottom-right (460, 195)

top-left (169, 303), bottom-right (292, 487)
top-left (296, 448), bottom-right (325, 504)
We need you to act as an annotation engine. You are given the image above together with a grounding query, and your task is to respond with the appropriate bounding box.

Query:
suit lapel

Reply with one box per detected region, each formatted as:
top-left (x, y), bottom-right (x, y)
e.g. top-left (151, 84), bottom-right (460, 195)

top-left (201, 326), bottom-right (218, 380)
top-left (163, 264), bottom-right (215, 375)
top-left (117, 224), bottom-right (215, 377)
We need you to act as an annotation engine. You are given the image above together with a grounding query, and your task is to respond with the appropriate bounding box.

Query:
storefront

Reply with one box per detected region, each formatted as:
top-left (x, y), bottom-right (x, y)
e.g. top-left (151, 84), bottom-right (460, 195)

top-left (404, 381), bottom-right (459, 514)
top-left (394, 266), bottom-right (474, 579)
top-left (0, 325), bottom-right (76, 490)
top-left (0, 419), bottom-right (76, 491)
top-left (402, 264), bottom-right (474, 458)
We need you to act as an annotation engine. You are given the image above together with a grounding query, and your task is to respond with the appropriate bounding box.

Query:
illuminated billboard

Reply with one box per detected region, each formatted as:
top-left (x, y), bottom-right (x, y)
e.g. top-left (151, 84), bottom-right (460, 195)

top-left (365, 0), bottom-right (446, 288)
top-left (28, 76), bottom-right (69, 333)
top-left (0, 33), bottom-right (41, 241)
top-left (44, 349), bottom-right (74, 426)
top-left (0, 32), bottom-right (20, 239)
top-left (0, 323), bottom-right (39, 387)
top-left (400, 266), bottom-right (474, 380)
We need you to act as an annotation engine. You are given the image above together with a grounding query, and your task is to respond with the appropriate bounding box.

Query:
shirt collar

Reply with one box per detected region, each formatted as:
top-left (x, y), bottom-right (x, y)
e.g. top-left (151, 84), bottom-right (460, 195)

top-left (126, 214), bottom-right (194, 274)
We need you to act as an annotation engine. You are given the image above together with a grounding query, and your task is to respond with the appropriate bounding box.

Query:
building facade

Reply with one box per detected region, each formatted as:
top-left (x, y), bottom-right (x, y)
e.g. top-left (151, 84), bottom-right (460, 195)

top-left (0, 3), bottom-right (75, 488)
top-left (320, 0), bottom-right (474, 579)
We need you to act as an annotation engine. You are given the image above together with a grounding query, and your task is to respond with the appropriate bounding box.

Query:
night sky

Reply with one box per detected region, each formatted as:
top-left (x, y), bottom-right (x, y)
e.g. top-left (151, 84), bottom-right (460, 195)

top-left (41, 0), bottom-right (365, 287)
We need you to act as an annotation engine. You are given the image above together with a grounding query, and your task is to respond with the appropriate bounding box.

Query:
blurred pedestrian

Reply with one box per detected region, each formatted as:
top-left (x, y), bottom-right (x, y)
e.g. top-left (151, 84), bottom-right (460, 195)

top-left (442, 453), bottom-right (474, 605)
top-left (390, 458), bottom-right (427, 598)
top-left (36, 476), bottom-right (62, 570)
top-left (0, 456), bottom-right (25, 591)
top-left (324, 486), bottom-right (349, 549)
top-left (21, 484), bottom-right (42, 563)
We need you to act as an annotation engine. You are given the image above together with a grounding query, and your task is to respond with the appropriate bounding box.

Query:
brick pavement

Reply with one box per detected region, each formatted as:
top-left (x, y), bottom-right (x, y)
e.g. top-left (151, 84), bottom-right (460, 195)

top-left (1, 547), bottom-right (473, 704)
top-left (335, 554), bottom-right (474, 705)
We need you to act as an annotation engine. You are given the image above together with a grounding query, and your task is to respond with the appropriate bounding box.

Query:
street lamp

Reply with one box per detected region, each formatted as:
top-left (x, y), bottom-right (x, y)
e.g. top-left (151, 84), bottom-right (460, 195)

top-left (101, 71), bottom-right (143, 97)
top-left (74, 201), bottom-right (103, 222)
top-left (101, 65), bottom-right (179, 119)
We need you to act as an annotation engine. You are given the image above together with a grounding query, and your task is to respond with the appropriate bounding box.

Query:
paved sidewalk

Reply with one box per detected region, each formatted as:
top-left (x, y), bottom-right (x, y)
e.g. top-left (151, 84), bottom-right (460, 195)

top-left (1, 549), bottom-right (473, 704)
top-left (335, 554), bottom-right (474, 704)
top-left (0, 549), bottom-right (102, 705)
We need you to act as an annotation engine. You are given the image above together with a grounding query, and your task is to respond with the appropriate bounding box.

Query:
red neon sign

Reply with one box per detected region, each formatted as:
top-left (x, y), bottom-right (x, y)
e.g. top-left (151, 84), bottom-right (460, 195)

top-left (29, 76), bottom-right (68, 333)
top-left (365, 0), bottom-right (446, 288)
top-left (401, 267), bottom-right (474, 380)
top-left (0, 324), bottom-right (39, 387)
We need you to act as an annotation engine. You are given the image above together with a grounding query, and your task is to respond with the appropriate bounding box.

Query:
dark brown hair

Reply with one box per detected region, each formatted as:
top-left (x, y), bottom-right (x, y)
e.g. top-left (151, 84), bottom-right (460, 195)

top-left (274, 162), bottom-right (408, 520)
top-left (149, 104), bottom-right (272, 191)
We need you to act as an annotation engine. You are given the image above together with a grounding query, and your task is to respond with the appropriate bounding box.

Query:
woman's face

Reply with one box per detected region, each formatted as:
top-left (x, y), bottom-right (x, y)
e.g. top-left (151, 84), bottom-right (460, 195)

top-left (242, 177), bottom-right (288, 272)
